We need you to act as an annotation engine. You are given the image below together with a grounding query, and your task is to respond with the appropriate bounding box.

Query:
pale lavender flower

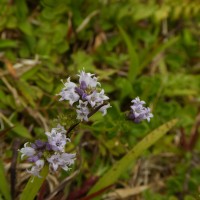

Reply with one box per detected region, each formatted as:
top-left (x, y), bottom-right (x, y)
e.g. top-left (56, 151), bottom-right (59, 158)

top-left (48, 132), bottom-right (68, 152)
top-left (78, 71), bottom-right (100, 88)
top-left (131, 97), bottom-right (145, 106)
top-left (19, 124), bottom-right (76, 177)
top-left (60, 153), bottom-right (76, 171)
top-left (45, 124), bottom-right (67, 138)
top-left (129, 97), bottom-right (153, 123)
top-left (27, 151), bottom-right (43, 162)
top-left (47, 152), bottom-right (76, 172)
top-left (86, 90), bottom-right (109, 107)
top-left (59, 78), bottom-right (79, 105)
top-left (144, 107), bottom-right (153, 122)
top-left (58, 70), bottom-right (110, 121)
top-left (27, 159), bottom-right (44, 178)
top-left (59, 89), bottom-right (80, 105)
top-left (19, 142), bottom-right (36, 159)
top-left (45, 125), bottom-right (70, 152)
top-left (47, 154), bottom-right (61, 171)
top-left (99, 103), bottom-right (111, 116)
top-left (76, 100), bottom-right (90, 121)
top-left (64, 77), bottom-right (77, 90)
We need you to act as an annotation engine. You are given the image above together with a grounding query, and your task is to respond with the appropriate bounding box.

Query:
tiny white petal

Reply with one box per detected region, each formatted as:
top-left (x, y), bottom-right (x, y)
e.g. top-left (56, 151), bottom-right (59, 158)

top-left (19, 143), bottom-right (36, 159)
top-left (99, 103), bottom-right (111, 116)
top-left (78, 71), bottom-right (100, 88)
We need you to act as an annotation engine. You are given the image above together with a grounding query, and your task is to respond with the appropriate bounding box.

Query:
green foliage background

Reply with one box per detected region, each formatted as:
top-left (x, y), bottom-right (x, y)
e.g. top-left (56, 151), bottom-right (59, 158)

top-left (0, 0), bottom-right (200, 199)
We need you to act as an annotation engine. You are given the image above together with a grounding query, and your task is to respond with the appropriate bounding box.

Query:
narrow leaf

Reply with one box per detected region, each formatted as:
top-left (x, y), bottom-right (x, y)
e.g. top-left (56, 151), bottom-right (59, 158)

top-left (88, 119), bottom-right (178, 195)
top-left (118, 25), bottom-right (139, 82)
top-left (0, 40), bottom-right (17, 48)
top-left (13, 124), bottom-right (32, 139)
top-left (20, 164), bottom-right (49, 200)
top-left (140, 36), bottom-right (179, 70)
top-left (0, 160), bottom-right (11, 200)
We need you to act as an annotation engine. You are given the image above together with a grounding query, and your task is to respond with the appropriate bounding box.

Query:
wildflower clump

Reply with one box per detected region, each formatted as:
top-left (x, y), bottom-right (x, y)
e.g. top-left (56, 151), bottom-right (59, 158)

top-left (129, 97), bottom-right (153, 123)
top-left (58, 71), bottom-right (111, 121)
top-left (19, 125), bottom-right (76, 177)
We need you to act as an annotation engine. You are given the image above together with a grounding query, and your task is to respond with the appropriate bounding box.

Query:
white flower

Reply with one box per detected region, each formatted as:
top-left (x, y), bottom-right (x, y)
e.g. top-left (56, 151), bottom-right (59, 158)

top-left (27, 159), bottom-right (44, 178)
top-left (86, 91), bottom-right (98, 107)
top-left (144, 107), bottom-right (153, 122)
top-left (48, 132), bottom-right (68, 152)
top-left (27, 166), bottom-right (41, 177)
top-left (59, 78), bottom-right (80, 105)
top-left (47, 154), bottom-right (61, 171)
top-left (45, 124), bottom-right (66, 137)
top-left (19, 142), bottom-right (36, 159)
top-left (76, 100), bottom-right (90, 121)
top-left (64, 77), bottom-right (77, 90)
top-left (86, 90), bottom-right (109, 107)
top-left (131, 97), bottom-right (145, 106)
top-left (59, 89), bottom-right (80, 105)
top-left (130, 97), bottom-right (153, 123)
top-left (78, 71), bottom-right (100, 88)
top-left (45, 125), bottom-right (70, 152)
top-left (131, 104), bottom-right (146, 118)
top-left (60, 153), bottom-right (76, 171)
top-left (76, 107), bottom-right (90, 121)
top-left (99, 103), bottom-right (111, 116)
top-left (47, 153), bottom-right (76, 172)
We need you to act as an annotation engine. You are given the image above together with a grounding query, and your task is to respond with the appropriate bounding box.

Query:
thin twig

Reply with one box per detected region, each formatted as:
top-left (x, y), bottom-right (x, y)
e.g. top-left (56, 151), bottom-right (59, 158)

top-left (10, 138), bottom-right (21, 200)
top-left (45, 169), bottom-right (80, 200)
top-left (76, 10), bottom-right (99, 33)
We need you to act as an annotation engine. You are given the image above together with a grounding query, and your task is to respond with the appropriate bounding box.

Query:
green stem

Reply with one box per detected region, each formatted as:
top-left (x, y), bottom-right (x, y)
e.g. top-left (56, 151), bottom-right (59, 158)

top-left (20, 164), bottom-right (49, 200)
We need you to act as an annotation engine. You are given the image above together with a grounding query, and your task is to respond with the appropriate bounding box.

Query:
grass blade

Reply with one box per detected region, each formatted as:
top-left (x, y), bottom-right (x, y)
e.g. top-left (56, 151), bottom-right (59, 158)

top-left (20, 164), bottom-right (49, 200)
top-left (88, 119), bottom-right (178, 196)
top-left (118, 25), bottom-right (139, 82)
top-left (140, 36), bottom-right (179, 70)
top-left (0, 160), bottom-right (11, 200)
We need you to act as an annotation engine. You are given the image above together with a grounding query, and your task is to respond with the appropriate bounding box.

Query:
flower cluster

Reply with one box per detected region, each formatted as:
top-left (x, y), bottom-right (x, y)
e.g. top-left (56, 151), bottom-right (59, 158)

top-left (129, 97), bottom-right (153, 123)
top-left (19, 71), bottom-right (154, 179)
top-left (59, 71), bottom-right (111, 121)
top-left (19, 125), bottom-right (76, 177)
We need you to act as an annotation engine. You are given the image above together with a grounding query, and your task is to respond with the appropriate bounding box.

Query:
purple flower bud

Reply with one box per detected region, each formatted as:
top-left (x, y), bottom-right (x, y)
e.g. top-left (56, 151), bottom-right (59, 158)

top-left (80, 81), bottom-right (87, 90)
top-left (75, 87), bottom-right (84, 96)
top-left (82, 93), bottom-right (88, 100)
top-left (27, 155), bottom-right (40, 162)
top-left (46, 142), bottom-right (53, 151)
top-left (35, 140), bottom-right (45, 148)
top-left (31, 143), bottom-right (37, 149)
top-left (129, 97), bottom-right (153, 123)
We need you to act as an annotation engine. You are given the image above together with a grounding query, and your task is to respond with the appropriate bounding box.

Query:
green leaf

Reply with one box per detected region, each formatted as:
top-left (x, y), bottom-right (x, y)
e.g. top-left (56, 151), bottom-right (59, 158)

top-left (0, 160), bottom-right (11, 200)
top-left (21, 67), bottom-right (39, 81)
top-left (0, 40), bottom-right (17, 48)
top-left (88, 119), bottom-right (178, 195)
top-left (12, 124), bottom-right (32, 139)
top-left (133, 4), bottom-right (158, 21)
top-left (16, 81), bottom-right (36, 107)
top-left (18, 21), bottom-right (33, 36)
top-left (118, 25), bottom-right (139, 82)
top-left (140, 36), bottom-right (179, 71)
top-left (20, 164), bottom-right (49, 200)
top-left (16, 0), bottom-right (28, 20)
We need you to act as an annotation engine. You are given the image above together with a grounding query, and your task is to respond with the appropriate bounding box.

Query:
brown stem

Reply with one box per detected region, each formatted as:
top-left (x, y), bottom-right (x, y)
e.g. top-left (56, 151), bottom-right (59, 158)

top-left (188, 108), bottom-right (200, 150)
top-left (179, 127), bottom-right (188, 150)
top-left (10, 138), bottom-right (21, 200)
top-left (79, 184), bottom-right (113, 200)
